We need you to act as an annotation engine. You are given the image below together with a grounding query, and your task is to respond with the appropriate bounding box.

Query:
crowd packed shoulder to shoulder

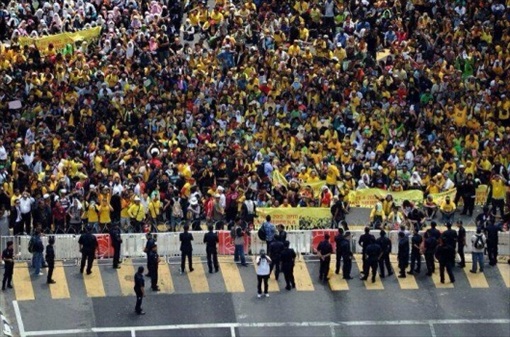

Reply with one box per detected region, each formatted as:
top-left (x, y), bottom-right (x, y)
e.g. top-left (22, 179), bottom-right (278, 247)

top-left (0, 0), bottom-right (509, 236)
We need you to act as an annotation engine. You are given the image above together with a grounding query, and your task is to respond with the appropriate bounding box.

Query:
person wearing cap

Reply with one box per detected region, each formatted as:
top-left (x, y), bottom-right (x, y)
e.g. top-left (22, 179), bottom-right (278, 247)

top-left (128, 196), bottom-right (146, 233)
top-left (2, 240), bottom-right (14, 291)
top-left (316, 233), bottom-right (333, 283)
top-left (439, 196), bottom-right (456, 223)
top-left (134, 266), bottom-right (146, 315)
top-left (147, 243), bottom-right (160, 291)
top-left (78, 225), bottom-right (98, 275)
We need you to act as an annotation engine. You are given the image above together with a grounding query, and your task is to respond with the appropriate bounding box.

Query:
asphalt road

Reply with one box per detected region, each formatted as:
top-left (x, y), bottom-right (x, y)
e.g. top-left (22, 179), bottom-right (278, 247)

top-left (3, 255), bottom-right (509, 337)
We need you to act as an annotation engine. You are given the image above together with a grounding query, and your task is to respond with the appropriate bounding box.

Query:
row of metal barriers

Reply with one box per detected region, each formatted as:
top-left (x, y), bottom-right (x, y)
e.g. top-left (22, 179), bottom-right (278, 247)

top-left (1, 230), bottom-right (508, 262)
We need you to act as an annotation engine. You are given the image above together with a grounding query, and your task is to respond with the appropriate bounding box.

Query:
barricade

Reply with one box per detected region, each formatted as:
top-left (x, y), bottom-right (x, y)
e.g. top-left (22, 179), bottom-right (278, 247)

top-left (218, 230), bottom-right (250, 255)
top-left (53, 234), bottom-right (81, 261)
top-left (120, 233), bottom-right (147, 258)
top-left (498, 232), bottom-right (509, 256)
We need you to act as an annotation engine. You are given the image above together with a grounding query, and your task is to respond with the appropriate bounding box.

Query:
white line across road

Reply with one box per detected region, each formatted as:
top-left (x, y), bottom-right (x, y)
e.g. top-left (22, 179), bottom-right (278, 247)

top-left (13, 305), bottom-right (510, 337)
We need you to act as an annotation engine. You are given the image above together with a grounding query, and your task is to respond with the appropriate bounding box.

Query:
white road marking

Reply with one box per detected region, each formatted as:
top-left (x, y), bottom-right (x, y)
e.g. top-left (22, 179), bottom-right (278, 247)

top-left (131, 329), bottom-right (136, 337)
top-left (12, 301), bottom-right (26, 337)
top-left (20, 318), bottom-right (510, 336)
top-left (429, 322), bottom-right (437, 337)
top-left (230, 326), bottom-right (236, 337)
top-left (330, 324), bottom-right (336, 337)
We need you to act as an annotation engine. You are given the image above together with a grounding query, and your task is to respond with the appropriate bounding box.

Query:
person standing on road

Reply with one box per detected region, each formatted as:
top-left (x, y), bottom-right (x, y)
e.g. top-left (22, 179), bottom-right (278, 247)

top-left (376, 230), bottom-right (393, 278)
top-left (441, 222), bottom-right (458, 250)
top-left (2, 240), bottom-right (14, 291)
top-left (45, 237), bottom-right (56, 284)
top-left (269, 236), bottom-right (284, 281)
top-left (144, 233), bottom-right (156, 277)
top-left (232, 217), bottom-right (247, 266)
top-left (280, 241), bottom-right (296, 290)
top-left (409, 227), bottom-right (422, 275)
top-left (32, 230), bottom-right (44, 276)
top-left (179, 224), bottom-right (194, 274)
top-left (134, 266), bottom-right (146, 315)
top-left (435, 238), bottom-right (455, 284)
top-left (485, 221), bottom-right (502, 266)
top-left (110, 222), bottom-right (123, 269)
top-left (470, 228), bottom-right (486, 274)
top-left (423, 232), bottom-right (438, 276)
top-left (397, 231), bottom-right (409, 278)
top-left (262, 215), bottom-right (276, 252)
top-left (456, 220), bottom-right (466, 268)
top-left (358, 227), bottom-right (376, 277)
top-left (256, 249), bottom-right (272, 298)
top-left (203, 225), bottom-right (219, 273)
top-left (317, 233), bottom-right (333, 283)
top-left (339, 232), bottom-right (353, 280)
top-left (79, 226), bottom-right (98, 275)
top-left (334, 228), bottom-right (344, 275)
top-left (362, 241), bottom-right (382, 283)
top-left (148, 244), bottom-right (160, 291)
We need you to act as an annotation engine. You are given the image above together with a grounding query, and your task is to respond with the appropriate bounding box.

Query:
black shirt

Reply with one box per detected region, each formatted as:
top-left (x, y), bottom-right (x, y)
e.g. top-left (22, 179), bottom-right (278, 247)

top-left (426, 227), bottom-right (441, 240)
top-left (2, 247), bottom-right (13, 265)
top-left (411, 233), bottom-right (423, 252)
top-left (180, 232), bottom-right (194, 253)
top-left (359, 233), bottom-right (376, 251)
top-left (457, 226), bottom-right (466, 247)
top-left (424, 236), bottom-right (437, 254)
top-left (45, 244), bottom-right (55, 262)
top-left (269, 240), bottom-right (284, 259)
top-left (134, 272), bottom-right (145, 291)
top-left (79, 233), bottom-right (98, 254)
top-left (203, 231), bottom-right (218, 250)
top-left (485, 224), bottom-right (500, 243)
top-left (366, 243), bottom-right (382, 260)
top-left (281, 247), bottom-right (296, 268)
top-left (398, 237), bottom-right (410, 261)
top-left (110, 227), bottom-right (122, 244)
top-left (317, 240), bottom-right (333, 256)
top-left (148, 250), bottom-right (159, 267)
top-left (376, 236), bottom-right (392, 255)
top-left (441, 229), bottom-right (458, 249)
top-left (339, 238), bottom-right (352, 257)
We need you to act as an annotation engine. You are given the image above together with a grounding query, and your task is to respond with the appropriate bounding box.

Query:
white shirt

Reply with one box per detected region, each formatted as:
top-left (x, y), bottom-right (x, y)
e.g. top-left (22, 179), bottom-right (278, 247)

top-left (256, 255), bottom-right (271, 276)
top-left (112, 183), bottom-right (124, 196)
top-left (0, 145), bottom-right (7, 160)
top-left (19, 197), bottom-right (35, 214)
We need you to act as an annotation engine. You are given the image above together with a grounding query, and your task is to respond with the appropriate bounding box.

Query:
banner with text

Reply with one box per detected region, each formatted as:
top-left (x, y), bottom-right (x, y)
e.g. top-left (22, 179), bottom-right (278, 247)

top-left (254, 207), bottom-right (332, 230)
top-left (348, 188), bottom-right (423, 208)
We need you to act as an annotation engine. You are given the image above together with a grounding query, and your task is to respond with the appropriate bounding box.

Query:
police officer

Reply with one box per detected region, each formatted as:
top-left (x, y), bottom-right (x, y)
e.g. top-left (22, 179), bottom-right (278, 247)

top-left (179, 224), bottom-right (194, 274)
top-left (317, 234), bottom-right (333, 282)
top-left (144, 233), bottom-right (156, 277)
top-left (423, 231), bottom-right (437, 276)
top-left (203, 225), bottom-right (219, 273)
top-left (79, 226), bottom-right (98, 275)
top-left (426, 221), bottom-right (441, 241)
top-left (456, 220), bottom-right (466, 268)
top-left (134, 266), bottom-right (146, 315)
top-left (46, 237), bottom-right (56, 284)
top-left (376, 230), bottom-right (393, 278)
top-left (110, 223), bottom-right (123, 269)
top-left (397, 231), bottom-right (410, 278)
top-left (409, 227), bottom-right (422, 275)
top-left (485, 221), bottom-right (502, 266)
top-left (334, 227), bottom-right (344, 274)
top-left (269, 237), bottom-right (284, 281)
top-left (280, 241), bottom-right (296, 290)
top-left (148, 243), bottom-right (160, 291)
top-left (435, 238), bottom-right (455, 284)
top-left (339, 232), bottom-right (353, 280)
top-left (2, 240), bottom-right (14, 291)
top-left (358, 227), bottom-right (376, 276)
top-left (362, 241), bottom-right (382, 283)
top-left (441, 222), bottom-right (458, 249)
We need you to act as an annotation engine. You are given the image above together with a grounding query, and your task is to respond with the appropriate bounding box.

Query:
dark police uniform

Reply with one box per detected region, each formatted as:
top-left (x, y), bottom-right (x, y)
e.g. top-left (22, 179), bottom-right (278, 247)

top-left (317, 237), bottom-right (333, 282)
top-left (435, 243), bottom-right (455, 283)
top-left (424, 234), bottom-right (437, 276)
top-left (145, 235), bottom-right (156, 276)
top-left (362, 242), bottom-right (381, 282)
top-left (269, 240), bottom-right (284, 280)
top-left (203, 229), bottom-right (219, 273)
top-left (485, 223), bottom-right (501, 266)
top-left (110, 225), bottom-right (122, 269)
top-left (334, 230), bottom-right (344, 274)
top-left (147, 248), bottom-right (160, 290)
top-left (45, 242), bottom-right (55, 283)
top-left (358, 231), bottom-right (376, 275)
top-left (78, 231), bottom-right (98, 274)
top-left (457, 225), bottom-right (466, 267)
top-left (409, 232), bottom-right (423, 274)
top-left (376, 234), bottom-right (393, 278)
top-left (280, 244), bottom-right (296, 290)
top-left (397, 235), bottom-right (410, 277)
top-left (339, 236), bottom-right (353, 279)
top-left (134, 268), bottom-right (145, 314)
top-left (441, 227), bottom-right (458, 249)
top-left (179, 231), bottom-right (194, 273)
top-left (2, 245), bottom-right (14, 290)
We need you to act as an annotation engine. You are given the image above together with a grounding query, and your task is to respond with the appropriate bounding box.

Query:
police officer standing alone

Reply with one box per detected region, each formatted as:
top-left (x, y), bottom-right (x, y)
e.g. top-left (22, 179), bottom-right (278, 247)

top-left (148, 244), bottom-right (160, 291)
top-left (79, 226), bottom-right (98, 275)
top-left (317, 234), bottom-right (333, 283)
top-left (280, 241), bottom-right (296, 290)
top-left (110, 223), bottom-right (123, 269)
top-left (334, 228), bottom-right (344, 275)
top-left (441, 222), bottom-right (458, 270)
top-left (269, 236), bottom-right (284, 281)
top-left (456, 220), bottom-right (466, 268)
top-left (362, 240), bottom-right (382, 283)
top-left (203, 225), bottom-right (219, 273)
top-left (409, 227), bottom-right (422, 275)
top-left (376, 230), bottom-right (393, 278)
top-left (2, 240), bottom-right (14, 291)
top-left (397, 231), bottom-right (409, 278)
top-left (179, 224), bottom-right (194, 274)
top-left (339, 232), bottom-right (353, 280)
top-left (485, 221), bottom-right (502, 266)
top-left (46, 237), bottom-right (56, 284)
top-left (358, 227), bottom-right (376, 277)
top-left (144, 233), bottom-right (156, 277)
top-left (134, 266), bottom-right (146, 315)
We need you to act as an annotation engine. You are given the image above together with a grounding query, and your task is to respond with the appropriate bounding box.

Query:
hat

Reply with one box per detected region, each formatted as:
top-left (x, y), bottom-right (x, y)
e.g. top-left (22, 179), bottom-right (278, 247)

top-left (214, 194), bottom-right (220, 198)
top-left (90, 184), bottom-right (96, 189)
top-left (217, 186), bottom-right (224, 192)
top-left (189, 197), bottom-right (198, 205)
top-left (43, 194), bottom-right (50, 199)
top-left (459, 164), bottom-right (465, 168)
top-left (134, 196), bottom-right (141, 201)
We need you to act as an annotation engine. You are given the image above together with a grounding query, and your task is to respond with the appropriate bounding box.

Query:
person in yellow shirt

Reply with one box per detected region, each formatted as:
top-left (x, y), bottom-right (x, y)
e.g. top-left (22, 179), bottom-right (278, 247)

top-left (128, 196), bottom-right (146, 232)
top-left (86, 201), bottom-right (100, 233)
top-left (148, 194), bottom-right (162, 230)
top-left (370, 202), bottom-right (386, 228)
top-left (423, 195), bottom-right (438, 220)
top-left (490, 174), bottom-right (507, 218)
top-left (326, 163), bottom-right (340, 195)
top-left (120, 193), bottom-right (132, 231)
top-left (98, 198), bottom-right (113, 232)
top-left (375, 194), bottom-right (395, 216)
top-left (387, 205), bottom-right (405, 230)
top-left (440, 196), bottom-right (456, 223)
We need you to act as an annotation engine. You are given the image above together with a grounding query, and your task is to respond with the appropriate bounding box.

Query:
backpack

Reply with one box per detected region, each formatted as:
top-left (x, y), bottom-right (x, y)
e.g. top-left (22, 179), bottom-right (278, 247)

top-left (28, 236), bottom-right (35, 253)
top-left (474, 235), bottom-right (485, 250)
top-left (257, 225), bottom-right (266, 241)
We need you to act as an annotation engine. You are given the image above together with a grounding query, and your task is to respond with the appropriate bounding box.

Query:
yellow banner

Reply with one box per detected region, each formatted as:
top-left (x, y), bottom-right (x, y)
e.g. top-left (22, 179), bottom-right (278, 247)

top-left (429, 185), bottom-right (489, 207)
top-left (349, 188), bottom-right (423, 208)
top-left (18, 27), bottom-right (101, 55)
top-left (254, 207), bottom-right (331, 230)
top-left (429, 188), bottom-right (456, 206)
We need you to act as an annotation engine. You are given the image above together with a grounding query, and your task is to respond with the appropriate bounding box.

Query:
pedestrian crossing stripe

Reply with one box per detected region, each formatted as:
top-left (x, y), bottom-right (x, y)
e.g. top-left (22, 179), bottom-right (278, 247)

top-left (354, 257), bottom-right (384, 290)
top-left (431, 263), bottom-right (455, 288)
top-left (6, 257), bottom-right (509, 301)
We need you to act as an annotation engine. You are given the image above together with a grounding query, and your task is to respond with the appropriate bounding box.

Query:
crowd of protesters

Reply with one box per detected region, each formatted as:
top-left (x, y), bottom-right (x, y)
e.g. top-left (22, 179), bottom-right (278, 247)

top-left (0, 0), bottom-right (509, 237)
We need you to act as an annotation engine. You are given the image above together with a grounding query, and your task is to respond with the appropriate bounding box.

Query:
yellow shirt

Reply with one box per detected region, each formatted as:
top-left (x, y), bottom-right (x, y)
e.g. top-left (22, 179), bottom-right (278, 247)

top-left (98, 204), bottom-right (111, 224)
top-left (148, 200), bottom-right (161, 218)
top-left (326, 165), bottom-right (340, 185)
top-left (120, 198), bottom-right (131, 218)
top-left (87, 204), bottom-right (99, 223)
top-left (440, 201), bottom-right (456, 212)
top-left (128, 203), bottom-right (146, 221)
top-left (491, 179), bottom-right (506, 199)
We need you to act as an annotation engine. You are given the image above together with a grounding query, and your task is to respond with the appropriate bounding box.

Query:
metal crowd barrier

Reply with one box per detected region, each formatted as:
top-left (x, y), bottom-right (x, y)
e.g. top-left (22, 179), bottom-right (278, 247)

top-left (1, 231), bottom-right (508, 262)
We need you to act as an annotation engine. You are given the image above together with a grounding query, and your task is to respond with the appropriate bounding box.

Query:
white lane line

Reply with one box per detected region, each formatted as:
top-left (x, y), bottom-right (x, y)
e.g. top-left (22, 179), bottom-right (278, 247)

top-left (230, 326), bottom-right (236, 337)
top-left (21, 318), bottom-right (510, 336)
top-left (131, 329), bottom-right (136, 337)
top-left (330, 324), bottom-right (336, 337)
top-left (429, 323), bottom-right (437, 337)
top-left (12, 300), bottom-right (26, 337)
